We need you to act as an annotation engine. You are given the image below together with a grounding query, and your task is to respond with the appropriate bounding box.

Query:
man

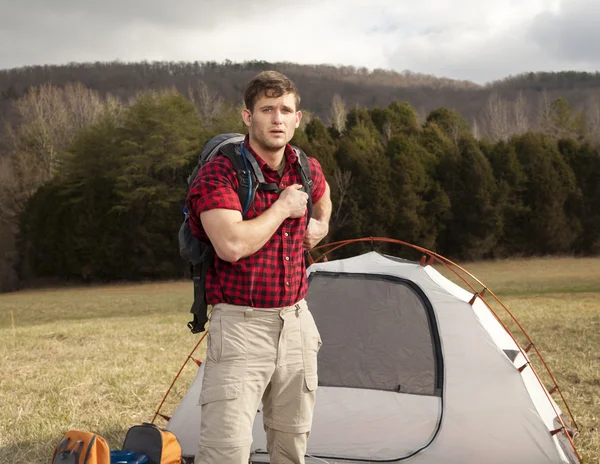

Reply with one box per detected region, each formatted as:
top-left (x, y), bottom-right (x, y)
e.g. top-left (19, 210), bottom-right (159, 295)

top-left (186, 70), bottom-right (332, 464)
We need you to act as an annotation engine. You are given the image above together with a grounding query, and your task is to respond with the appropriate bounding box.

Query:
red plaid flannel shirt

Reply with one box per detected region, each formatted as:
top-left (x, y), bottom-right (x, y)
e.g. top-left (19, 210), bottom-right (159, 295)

top-left (186, 138), bottom-right (326, 308)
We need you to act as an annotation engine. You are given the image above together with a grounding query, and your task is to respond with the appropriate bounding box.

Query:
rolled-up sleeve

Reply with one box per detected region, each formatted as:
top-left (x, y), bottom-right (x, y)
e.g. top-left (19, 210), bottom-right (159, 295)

top-left (185, 156), bottom-right (241, 240)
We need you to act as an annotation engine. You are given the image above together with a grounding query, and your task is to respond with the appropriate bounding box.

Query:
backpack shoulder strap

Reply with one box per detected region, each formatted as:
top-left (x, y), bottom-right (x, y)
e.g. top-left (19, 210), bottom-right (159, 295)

top-left (219, 142), bottom-right (258, 218)
top-left (219, 143), bottom-right (279, 217)
top-left (244, 147), bottom-right (279, 194)
top-left (293, 147), bottom-right (314, 222)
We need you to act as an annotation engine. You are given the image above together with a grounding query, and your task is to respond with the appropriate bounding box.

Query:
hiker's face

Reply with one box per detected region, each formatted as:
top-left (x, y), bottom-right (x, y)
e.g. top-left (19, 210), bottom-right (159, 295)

top-left (242, 92), bottom-right (302, 151)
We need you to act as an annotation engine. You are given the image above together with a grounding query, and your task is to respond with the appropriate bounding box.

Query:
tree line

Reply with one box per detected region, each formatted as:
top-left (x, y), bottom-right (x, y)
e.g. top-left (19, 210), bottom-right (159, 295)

top-left (0, 81), bottom-right (599, 291)
top-left (3, 61), bottom-right (600, 141)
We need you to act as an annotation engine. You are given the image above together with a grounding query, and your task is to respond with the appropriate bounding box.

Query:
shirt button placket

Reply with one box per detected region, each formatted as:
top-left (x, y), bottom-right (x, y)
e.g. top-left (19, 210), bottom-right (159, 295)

top-left (283, 231), bottom-right (290, 291)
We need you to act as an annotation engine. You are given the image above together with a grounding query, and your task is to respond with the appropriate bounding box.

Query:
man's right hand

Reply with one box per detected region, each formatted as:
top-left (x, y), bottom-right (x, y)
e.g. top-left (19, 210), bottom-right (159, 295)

top-left (277, 184), bottom-right (308, 218)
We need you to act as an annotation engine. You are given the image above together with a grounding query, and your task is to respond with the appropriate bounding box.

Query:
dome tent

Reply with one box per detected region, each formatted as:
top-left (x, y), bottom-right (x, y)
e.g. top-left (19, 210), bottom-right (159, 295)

top-left (158, 239), bottom-right (580, 463)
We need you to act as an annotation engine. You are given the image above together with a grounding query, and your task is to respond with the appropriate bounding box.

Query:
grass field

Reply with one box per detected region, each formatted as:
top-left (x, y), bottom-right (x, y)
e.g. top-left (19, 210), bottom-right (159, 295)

top-left (0, 256), bottom-right (599, 463)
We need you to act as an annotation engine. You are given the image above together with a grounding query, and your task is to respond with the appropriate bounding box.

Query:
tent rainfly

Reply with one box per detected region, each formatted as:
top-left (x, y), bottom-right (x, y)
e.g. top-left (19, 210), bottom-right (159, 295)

top-left (162, 246), bottom-right (580, 464)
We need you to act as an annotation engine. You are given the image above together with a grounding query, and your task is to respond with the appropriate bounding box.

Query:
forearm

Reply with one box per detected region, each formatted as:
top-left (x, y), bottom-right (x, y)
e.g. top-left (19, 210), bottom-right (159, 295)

top-left (304, 183), bottom-right (332, 249)
top-left (312, 183), bottom-right (332, 224)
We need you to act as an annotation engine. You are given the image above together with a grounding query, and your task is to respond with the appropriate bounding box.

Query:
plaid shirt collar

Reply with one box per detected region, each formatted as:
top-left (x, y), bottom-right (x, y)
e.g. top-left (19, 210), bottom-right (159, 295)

top-left (243, 135), bottom-right (298, 176)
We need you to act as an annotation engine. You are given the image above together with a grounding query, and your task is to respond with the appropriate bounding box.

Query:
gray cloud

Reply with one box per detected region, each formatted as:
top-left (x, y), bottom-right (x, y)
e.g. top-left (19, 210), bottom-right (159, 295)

top-left (0, 0), bottom-right (319, 68)
top-left (529, 0), bottom-right (600, 63)
top-left (390, 25), bottom-right (556, 83)
top-left (0, 0), bottom-right (326, 33)
top-left (1, 0), bottom-right (599, 83)
top-left (385, 0), bottom-right (600, 83)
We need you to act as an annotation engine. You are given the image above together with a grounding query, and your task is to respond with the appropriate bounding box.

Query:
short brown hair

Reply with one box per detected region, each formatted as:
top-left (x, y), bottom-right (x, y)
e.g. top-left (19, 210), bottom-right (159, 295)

top-left (243, 71), bottom-right (300, 112)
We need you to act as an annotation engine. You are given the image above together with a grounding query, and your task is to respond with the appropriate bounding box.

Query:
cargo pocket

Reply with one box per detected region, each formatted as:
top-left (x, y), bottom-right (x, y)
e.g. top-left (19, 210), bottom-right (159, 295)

top-left (304, 375), bottom-right (318, 392)
top-left (206, 311), bottom-right (223, 363)
top-left (298, 373), bottom-right (318, 429)
top-left (199, 381), bottom-right (244, 446)
top-left (199, 381), bottom-right (241, 405)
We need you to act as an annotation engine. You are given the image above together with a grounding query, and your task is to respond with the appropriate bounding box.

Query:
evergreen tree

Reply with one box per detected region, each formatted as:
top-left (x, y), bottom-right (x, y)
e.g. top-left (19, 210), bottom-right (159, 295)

top-left (425, 108), bottom-right (471, 144)
top-left (435, 137), bottom-right (500, 259)
top-left (302, 118), bottom-right (337, 177)
top-left (484, 140), bottom-right (529, 256)
top-left (419, 122), bottom-right (455, 159)
top-left (511, 132), bottom-right (579, 254)
top-left (113, 91), bottom-right (202, 277)
top-left (385, 134), bottom-right (447, 250)
top-left (335, 117), bottom-right (393, 241)
top-left (371, 101), bottom-right (420, 141)
top-left (558, 138), bottom-right (600, 253)
top-left (18, 181), bottom-right (74, 279)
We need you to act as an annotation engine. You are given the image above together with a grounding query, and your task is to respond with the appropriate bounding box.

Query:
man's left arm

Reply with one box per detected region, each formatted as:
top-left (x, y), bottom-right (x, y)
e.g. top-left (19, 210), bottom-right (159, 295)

top-left (304, 181), bottom-right (332, 250)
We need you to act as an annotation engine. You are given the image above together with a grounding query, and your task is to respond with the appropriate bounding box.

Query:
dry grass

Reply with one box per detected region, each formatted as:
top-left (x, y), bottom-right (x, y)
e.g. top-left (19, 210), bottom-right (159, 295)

top-left (502, 295), bottom-right (600, 463)
top-left (0, 257), bottom-right (599, 463)
top-left (439, 256), bottom-right (600, 296)
top-left (0, 282), bottom-right (205, 463)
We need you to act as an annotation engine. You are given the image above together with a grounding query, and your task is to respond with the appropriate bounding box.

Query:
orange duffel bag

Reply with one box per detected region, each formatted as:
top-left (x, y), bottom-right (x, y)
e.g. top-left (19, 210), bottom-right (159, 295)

top-left (52, 430), bottom-right (110, 464)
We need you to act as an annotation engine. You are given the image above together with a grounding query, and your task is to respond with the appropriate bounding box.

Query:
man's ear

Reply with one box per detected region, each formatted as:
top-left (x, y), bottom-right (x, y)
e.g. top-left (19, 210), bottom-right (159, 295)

top-left (242, 108), bottom-right (252, 128)
top-left (295, 110), bottom-right (303, 128)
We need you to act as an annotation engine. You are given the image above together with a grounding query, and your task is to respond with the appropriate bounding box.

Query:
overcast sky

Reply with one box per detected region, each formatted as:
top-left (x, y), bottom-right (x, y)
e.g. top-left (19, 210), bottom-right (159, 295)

top-left (1, 0), bottom-right (599, 84)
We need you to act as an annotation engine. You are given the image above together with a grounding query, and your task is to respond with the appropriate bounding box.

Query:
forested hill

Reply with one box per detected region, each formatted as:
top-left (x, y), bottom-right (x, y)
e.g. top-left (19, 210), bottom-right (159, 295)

top-left (1, 60), bottom-right (600, 292)
top-left (2, 60), bottom-right (600, 131)
top-left (0, 61), bottom-right (478, 123)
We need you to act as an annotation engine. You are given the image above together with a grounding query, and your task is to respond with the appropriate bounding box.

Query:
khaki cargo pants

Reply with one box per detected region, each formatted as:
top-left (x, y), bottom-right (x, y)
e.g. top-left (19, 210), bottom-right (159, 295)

top-left (194, 299), bottom-right (322, 464)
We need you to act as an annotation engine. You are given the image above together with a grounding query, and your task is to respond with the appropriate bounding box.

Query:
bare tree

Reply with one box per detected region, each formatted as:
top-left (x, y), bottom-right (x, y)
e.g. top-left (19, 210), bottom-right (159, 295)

top-left (13, 84), bottom-right (69, 175)
top-left (329, 93), bottom-right (347, 133)
top-left (188, 81), bottom-right (225, 125)
top-left (63, 82), bottom-right (107, 131)
top-left (483, 92), bottom-right (511, 140)
top-left (482, 90), bottom-right (531, 140)
top-left (472, 118), bottom-right (481, 139)
top-left (12, 82), bottom-right (112, 177)
top-left (333, 166), bottom-right (352, 228)
top-left (585, 94), bottom-right (600, 145)
top-left (513, 90), bottom-right (529, 135)
top-left (299, 109), bottom-right (313, 130)
top-left (382, 122), bottom-right (392, 143)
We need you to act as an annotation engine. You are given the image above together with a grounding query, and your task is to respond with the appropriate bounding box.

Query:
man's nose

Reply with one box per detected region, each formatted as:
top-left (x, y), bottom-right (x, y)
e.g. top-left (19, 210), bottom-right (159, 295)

top-left (272, 110), bottom-right (283, 124)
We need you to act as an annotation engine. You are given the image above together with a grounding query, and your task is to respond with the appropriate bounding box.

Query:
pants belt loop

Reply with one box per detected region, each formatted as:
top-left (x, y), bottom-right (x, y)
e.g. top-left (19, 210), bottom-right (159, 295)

top-left (244, 307), bottom-right (253, 321)
top-left (295, 303), bottom-right (300, 317)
